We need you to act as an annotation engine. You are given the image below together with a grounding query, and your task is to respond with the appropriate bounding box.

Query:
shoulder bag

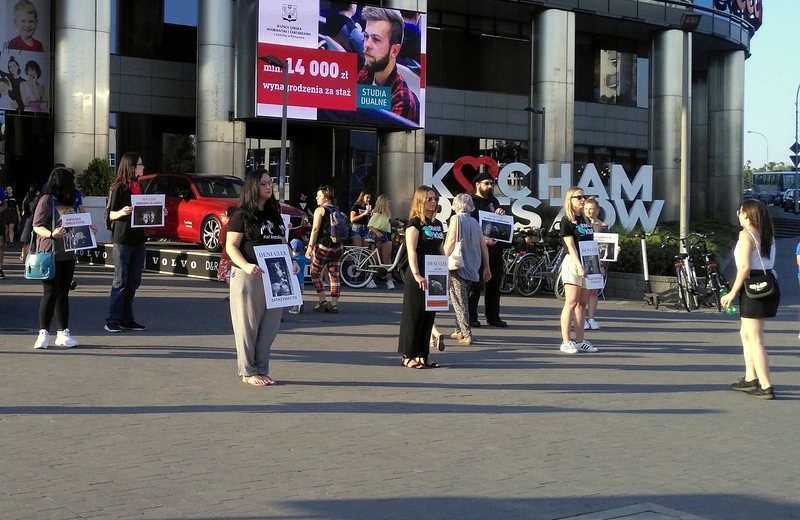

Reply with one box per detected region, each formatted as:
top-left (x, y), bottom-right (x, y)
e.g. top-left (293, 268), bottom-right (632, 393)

top-left (743, 230), bottom-right (776, 300)
top-left (448, 215), bottom-right (465, 271)
top-left (24, 198), bottom-right (56, 281)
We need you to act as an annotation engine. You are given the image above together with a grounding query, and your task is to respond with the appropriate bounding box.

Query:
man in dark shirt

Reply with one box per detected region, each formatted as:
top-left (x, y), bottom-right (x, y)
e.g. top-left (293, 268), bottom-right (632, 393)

top-left (469, 172), bottom-right (508, 328)
top-left (356, 6), bottom-right (419, 123)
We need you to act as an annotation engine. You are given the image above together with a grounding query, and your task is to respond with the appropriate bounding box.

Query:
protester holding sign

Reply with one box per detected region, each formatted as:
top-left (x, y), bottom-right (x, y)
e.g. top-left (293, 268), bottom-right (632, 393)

top-left (398, 186), bottom-right (445, 369)
top-left (226, 170), bottom-right (297, 387)
top-left (558, 187), bottom-right (599, 354)
top-left (584, 197), bottom-right (609, 330)
top-left (469, 172), bottom-right (508, 328)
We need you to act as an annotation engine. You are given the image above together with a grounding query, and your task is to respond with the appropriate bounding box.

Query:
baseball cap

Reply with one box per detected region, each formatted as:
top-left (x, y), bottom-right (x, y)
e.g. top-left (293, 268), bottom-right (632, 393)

top-left (290, 239), bottom-right (304, 252)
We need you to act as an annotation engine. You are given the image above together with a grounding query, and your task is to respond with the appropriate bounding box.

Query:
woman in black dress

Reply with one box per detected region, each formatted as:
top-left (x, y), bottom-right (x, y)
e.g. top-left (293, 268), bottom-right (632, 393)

top-left (398, 186), bottom-right (445, 368)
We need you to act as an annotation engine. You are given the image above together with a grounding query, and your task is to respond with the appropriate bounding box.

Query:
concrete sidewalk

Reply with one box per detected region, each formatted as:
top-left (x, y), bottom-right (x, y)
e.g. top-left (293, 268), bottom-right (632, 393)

top-left (1, 246), bottom-right (799, 520)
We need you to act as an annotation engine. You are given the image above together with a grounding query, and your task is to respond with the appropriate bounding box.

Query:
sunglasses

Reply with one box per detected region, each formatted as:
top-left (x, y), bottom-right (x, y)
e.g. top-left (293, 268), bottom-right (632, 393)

top-left (571, 195), bottom-right (587, 200)
top-left (426, 196), bottom-right (439, 202)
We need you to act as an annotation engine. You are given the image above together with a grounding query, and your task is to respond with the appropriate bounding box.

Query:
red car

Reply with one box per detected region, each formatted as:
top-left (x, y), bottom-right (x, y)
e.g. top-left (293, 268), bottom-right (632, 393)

top-left (138, 173), bottom-right (310, 252)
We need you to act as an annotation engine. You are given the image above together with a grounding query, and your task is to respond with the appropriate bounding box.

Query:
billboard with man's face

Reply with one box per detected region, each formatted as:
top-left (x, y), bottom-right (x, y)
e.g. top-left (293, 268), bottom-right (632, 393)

top-left (257, 1), bottom-right (426, 129)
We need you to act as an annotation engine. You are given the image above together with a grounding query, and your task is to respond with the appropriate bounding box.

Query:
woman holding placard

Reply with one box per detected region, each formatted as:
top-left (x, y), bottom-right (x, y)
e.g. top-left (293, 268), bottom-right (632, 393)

top-left (558, 187), bottom-right (599, 354)
top-left (583, 197), bottom-right (609, 331)
top-left (31, 168), bottom-right (79, 349)
top-left (226, 170), bottom-right (298, 387)
top-left (397, 186), bottom-right (445, 368)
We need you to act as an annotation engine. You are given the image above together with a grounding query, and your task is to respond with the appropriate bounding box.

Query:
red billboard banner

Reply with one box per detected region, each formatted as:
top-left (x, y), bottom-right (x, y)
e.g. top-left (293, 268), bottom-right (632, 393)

top-left (257, 43), bottom-right (357, 112)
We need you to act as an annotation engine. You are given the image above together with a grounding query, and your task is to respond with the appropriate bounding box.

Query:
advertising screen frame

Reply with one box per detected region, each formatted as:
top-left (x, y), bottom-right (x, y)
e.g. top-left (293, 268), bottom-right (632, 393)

top-left (256, 1), bottom-right (426, 130)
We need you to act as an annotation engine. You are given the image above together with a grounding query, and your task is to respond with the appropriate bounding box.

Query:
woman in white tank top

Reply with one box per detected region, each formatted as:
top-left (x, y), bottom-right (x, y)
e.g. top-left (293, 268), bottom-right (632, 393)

top-left (720, 199), bottom-right (780, 399)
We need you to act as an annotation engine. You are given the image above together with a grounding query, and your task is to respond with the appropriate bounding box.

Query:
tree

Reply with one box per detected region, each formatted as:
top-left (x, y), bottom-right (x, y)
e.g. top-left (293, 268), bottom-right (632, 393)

top-left (163, 134), bottom-right (196, 173)
top-left (76, 158), bottom-right (114, 196)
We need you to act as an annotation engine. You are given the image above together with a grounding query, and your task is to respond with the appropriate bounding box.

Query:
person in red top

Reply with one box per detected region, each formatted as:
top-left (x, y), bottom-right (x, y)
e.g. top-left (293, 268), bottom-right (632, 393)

top-left (356, 6), bottom-right (419, 124)
top-left (7, 0), bottom-right (44, 53)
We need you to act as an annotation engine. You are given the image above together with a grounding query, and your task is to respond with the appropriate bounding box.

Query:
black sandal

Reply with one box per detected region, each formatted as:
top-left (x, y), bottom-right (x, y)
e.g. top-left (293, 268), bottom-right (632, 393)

top-left (402, 357), bottom-right (423, 369)
top-left (313, 301), bottom-right (329, 312)
top-left (422, 359), bottom-right (441, 368)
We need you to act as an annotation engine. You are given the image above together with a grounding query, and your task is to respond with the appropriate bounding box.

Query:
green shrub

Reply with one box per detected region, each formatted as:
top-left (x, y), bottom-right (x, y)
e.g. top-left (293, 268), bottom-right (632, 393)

top-left (76, 158), bottom-right (115, 196)
top-left (608, 219), bottom-right (739, 275)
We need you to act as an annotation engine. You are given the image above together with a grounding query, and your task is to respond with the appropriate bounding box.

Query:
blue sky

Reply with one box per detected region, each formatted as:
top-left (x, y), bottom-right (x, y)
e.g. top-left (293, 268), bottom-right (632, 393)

top-left (743, 1), bottom-right (797, 168)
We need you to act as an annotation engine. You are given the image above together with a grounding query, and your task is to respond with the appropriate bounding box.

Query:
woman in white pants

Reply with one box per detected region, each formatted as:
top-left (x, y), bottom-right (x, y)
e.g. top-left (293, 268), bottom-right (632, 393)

top-left (226, 170), bottom-right (298, 386)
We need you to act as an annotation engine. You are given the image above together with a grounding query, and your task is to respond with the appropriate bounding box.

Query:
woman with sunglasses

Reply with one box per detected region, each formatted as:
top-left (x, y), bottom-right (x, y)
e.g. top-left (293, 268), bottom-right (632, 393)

top-left (398, 186), bottom-right (446, 368)
top-left (720, 200), bottom-right (779, 399)
top-left (558, 187), bottom-right (599, 354)
top-left (226, 171), bottom-right (298, 386)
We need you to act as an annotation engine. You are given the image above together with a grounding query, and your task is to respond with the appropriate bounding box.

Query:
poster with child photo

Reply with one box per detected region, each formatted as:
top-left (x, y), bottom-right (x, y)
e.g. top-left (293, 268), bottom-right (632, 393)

top-left (0, 0), bottom-right (51, 114)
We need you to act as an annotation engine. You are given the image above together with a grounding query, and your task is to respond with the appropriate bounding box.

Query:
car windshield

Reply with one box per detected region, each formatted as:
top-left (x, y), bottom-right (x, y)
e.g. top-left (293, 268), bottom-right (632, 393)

top-left (193, 178), bottom-right (243, 198)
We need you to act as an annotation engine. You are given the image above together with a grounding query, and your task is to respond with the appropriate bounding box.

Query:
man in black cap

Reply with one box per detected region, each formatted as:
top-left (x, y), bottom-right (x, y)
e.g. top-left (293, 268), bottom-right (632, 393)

top-left (468, 171), bottom-right (507, 327)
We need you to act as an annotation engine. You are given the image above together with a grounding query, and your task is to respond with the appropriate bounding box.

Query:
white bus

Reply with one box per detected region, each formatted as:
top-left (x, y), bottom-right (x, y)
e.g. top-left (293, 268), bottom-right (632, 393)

top-left (749, 171), bottom-right (798, 205)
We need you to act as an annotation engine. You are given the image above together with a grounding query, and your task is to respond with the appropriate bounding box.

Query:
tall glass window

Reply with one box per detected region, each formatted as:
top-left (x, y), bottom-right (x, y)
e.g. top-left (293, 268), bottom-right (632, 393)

top-left (576, 34), bottom-right (648, 107)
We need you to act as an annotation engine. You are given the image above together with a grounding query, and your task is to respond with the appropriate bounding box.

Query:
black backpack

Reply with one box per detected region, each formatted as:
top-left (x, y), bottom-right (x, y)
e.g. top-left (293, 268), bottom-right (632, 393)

top-left (325, 206), bottom-right (350, 243)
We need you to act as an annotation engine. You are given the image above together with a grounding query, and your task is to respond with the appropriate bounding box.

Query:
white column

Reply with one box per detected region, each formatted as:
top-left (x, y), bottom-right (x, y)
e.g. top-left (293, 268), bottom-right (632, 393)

top-left (379, 130), bottom-right (425, 218)
top-left (532, 9), bottom-right (575, 195)
top-left (54, 0), bottom-right (110, 172)
top-left (197, 0), bottom-right (245, 177)
top-left (649, 30), bottom-right (685, 222)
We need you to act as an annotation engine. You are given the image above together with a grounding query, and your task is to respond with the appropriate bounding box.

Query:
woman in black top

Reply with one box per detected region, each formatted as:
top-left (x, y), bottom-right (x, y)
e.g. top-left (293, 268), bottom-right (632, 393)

top-left (558, 186), bottom-right (598, 354)
top-left (349, 190), bottom-right (372, 247)
top-left (105, 153), bottom-right (148, 333)
top-left (397, 186), bottom-right (445, 368)
top-left (306, 185), bottom-right (343, 313)
top-left (31, 168), bottom-right (87, 349)
top-left (19, 183), bottom-right (40, 260)
top-left (226, 170), bottom-right (298, 386)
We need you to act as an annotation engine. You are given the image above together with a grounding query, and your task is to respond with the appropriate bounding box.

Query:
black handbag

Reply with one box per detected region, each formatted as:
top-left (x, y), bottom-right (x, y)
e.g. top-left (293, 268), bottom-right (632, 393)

top-left (24, 198), bottom-right (57, 281)
top-left (743, 230), bottom-right (776, 300)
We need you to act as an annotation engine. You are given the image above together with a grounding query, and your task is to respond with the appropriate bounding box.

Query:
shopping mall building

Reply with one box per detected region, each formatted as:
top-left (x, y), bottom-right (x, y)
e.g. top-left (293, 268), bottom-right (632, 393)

top-left (0, 0), bottom-right (761, 228)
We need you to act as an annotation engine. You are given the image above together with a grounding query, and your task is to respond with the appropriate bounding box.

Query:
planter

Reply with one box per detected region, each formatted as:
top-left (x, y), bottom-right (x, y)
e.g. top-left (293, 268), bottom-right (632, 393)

top-left (83, 196), bottom-right (111, 244)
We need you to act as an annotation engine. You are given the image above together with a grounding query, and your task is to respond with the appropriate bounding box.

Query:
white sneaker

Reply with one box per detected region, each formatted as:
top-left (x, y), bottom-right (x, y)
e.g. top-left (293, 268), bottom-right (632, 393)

top-left (55, 329), bottom-right (79, 348)
top-left (366, 280), bottom-right (377, 289)
top-left (583, 320), bottom-right (590, 330)
top-left (288, 305), bottom-right (301, 314)
top-left (560, 341), bottom-right (578, 354)
top-left (587, 319), bottom-right (601, 330)
top-left (576, 340), bottom-right (598, 353)
top-left (33, 329), bottom-right (49, 349)
top-left (386, 279), bottom-right (395, 290)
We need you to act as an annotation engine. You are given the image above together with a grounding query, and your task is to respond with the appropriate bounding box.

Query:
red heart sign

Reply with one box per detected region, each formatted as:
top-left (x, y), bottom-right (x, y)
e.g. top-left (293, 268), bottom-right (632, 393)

top-left (452, 156), bottom-right (500, 192)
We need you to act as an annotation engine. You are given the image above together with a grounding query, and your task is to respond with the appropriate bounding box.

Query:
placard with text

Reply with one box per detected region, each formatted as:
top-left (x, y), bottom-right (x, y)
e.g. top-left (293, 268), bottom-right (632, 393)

top-left (424, 255), bottom-right (449, 311)
top-left (254, 244), bottom-right (303, 309)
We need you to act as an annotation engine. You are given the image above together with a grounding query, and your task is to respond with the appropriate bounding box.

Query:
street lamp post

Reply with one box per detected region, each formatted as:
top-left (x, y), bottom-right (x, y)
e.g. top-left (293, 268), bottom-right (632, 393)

top-left (259, 55), bottom-right (289, 203)
top-left (795, 83), bottom-right (800, 214)
top-left (524, 106), bottom-right (545, 169)
top-left (746, 130), bottom-right (769, 168)
top-left (679, 13), bottom-right (701, 250)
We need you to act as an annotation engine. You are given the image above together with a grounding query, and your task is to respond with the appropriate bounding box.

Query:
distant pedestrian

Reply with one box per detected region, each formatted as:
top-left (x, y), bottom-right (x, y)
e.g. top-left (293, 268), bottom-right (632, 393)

top-left (104, 153), bottom-right (148, 333)
top-left (31, 168), bottom-right (89, 348)
top-left (4, 186), bottom-right (20, 247)
top-left (583, 197), bottom-right (610, 330)
top-left (349, 190), bottom-right (372, 247)
top-left (721, 199), bottom-right (780, 399)
top-left (18, 183), bottom-right (40, 261)
top-left (226, 171), bottom-right (298, 386)
top-left (288, 238), bottom-right (311, 314)
top-left (306, 185), bottom-right (343, 313)
top-left (398, 186), bottom-right (445, 369)
top-left (444, 193), bottom-right (490, 345)
top-left (366, 194), bottom-right (398, 289)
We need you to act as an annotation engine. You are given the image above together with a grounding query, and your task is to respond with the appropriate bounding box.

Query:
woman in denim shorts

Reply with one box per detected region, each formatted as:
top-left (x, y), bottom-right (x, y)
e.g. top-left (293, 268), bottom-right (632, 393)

top-left (366, 194), bottom-right (396, 289)
top-left (349, 191), bottom-right (372, 247)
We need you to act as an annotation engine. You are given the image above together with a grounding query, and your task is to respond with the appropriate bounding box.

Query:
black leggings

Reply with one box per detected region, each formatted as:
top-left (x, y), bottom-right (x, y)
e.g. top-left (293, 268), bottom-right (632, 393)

top-left (39, 260), bottom-right (76, 331)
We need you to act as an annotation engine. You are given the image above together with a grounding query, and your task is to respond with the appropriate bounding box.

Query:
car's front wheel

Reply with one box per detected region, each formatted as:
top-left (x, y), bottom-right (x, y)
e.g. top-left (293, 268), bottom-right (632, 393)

top-left (201, 216), bottom-right (223, 252)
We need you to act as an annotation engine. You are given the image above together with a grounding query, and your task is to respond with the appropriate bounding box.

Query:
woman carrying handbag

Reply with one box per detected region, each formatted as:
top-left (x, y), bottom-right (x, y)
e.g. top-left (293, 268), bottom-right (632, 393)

top-left (720, 199), bottom-right (780, 399)
top-left (31, 167), bottom-right (93, 349)
top-left (443, 193), bottom-right (490, 346)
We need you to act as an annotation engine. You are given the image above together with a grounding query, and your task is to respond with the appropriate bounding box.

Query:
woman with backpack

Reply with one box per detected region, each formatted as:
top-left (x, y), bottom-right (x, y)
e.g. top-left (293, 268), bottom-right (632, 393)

top-left (306, 185), bottom-right (344, 313)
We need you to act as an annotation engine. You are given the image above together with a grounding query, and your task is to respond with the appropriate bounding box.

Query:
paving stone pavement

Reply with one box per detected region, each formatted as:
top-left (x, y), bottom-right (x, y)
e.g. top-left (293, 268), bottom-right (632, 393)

top-left (1, 239), bottom-right (800, 520)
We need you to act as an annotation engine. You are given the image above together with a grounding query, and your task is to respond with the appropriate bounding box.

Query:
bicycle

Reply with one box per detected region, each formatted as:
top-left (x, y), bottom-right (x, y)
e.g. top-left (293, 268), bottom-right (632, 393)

top-left (340, 229), bottom-right (408, 289)
top-left (513, 228), bottom-right (568, 298)
top-left (663, 233), bottom-right (730, 312)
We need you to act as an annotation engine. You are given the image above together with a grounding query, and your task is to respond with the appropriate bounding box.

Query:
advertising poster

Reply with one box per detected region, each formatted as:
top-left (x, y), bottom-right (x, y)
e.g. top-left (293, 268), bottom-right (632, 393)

top-left (579, 241), bottom-right (605, 290)
top-left (424, 255), bottom-right (449, 311)
top-left (281, 213), bottom-right (291, 241)
top-left (478, 211), bottom-right (514, 244)
top-left (130, 194), bottom-right (166, 228)
top-left (0, 0), bottom-right (51, 114)
top-left (593, 232), bottom-right (619, 262)
top-left (61, 213), bottom-right (97, 252)
top-left (257, 0), bottom-right (426, 129)
top-left (253, 244), bottom-right (303, 309)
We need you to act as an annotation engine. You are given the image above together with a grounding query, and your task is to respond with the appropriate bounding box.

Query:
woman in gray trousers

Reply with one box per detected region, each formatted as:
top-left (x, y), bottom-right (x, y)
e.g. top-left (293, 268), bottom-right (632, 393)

top-left (226, 170), bottom-right (298, 386)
